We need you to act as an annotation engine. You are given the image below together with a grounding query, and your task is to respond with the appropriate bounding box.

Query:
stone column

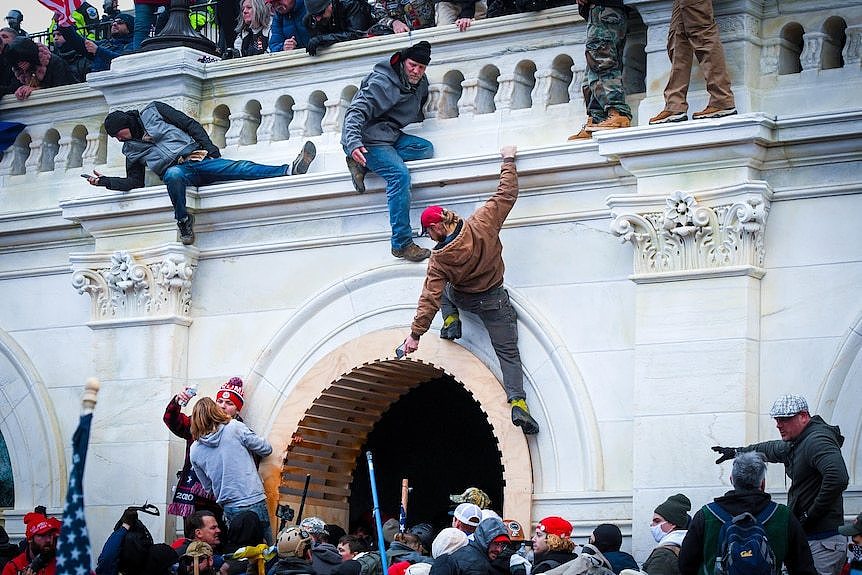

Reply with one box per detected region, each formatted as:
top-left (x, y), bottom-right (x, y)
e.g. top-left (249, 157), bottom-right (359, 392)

top-left (69, 244), bottom-right (200, 545)
top-left (602, 115), bottom-right (774, 559)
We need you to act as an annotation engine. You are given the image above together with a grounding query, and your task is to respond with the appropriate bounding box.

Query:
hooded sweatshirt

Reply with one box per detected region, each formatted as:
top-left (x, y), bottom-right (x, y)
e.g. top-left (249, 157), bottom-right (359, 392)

top-left (431, 519), bottom-right (508, 575)
top-left (310, 542), bottom-right (342, 575)
top-left (190, 419), bottom-right (272, 507)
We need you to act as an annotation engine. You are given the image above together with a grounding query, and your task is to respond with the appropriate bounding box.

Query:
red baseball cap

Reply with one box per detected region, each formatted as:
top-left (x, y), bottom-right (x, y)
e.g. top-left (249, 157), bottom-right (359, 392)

top-left (536, 516), bottom-right (572, 538)
top-left (420, 205), bottom-right (444, 235)
top-left (24, 513), bottom-right (61, 539)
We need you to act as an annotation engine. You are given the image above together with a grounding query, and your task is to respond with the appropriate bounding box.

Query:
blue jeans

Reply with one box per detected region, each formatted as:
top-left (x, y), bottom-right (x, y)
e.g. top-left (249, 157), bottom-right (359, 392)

top-left (346, 134), bottom-right (434, 250)
top-left (162, 157), bottom-right (288, 221)
top-left (223, 499), bottom-right (273, 545)
top-left (133, 4), bottom-right (158, 50)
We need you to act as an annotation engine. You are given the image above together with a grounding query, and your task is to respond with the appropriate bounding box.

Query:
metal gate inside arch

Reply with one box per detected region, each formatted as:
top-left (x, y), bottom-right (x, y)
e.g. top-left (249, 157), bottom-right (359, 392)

top-left (278, 358), bottom-right (504, 528)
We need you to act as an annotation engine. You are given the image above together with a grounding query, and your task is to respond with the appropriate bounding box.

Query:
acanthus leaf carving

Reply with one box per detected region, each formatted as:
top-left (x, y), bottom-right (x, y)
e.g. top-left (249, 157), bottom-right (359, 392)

top-left (610, 190), bottom-right (768, 277)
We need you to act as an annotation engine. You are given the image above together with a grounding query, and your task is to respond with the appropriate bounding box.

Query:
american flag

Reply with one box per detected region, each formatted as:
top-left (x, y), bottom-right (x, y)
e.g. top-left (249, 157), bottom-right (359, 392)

top-left (35, 0), bottom-right (84, 26)
top-left (56, 412), bottom-right (94, 575)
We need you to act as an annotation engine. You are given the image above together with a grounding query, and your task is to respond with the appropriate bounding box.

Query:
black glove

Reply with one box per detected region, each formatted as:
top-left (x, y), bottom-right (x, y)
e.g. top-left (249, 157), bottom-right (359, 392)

top-left (306, 37), bottom-right (321, 56)
top-left (799, 511), bottom-right (810, 526)
top-left (711, 446), bottom-right (737, 464)
top-left (120, 507), bottom-right (138, 528)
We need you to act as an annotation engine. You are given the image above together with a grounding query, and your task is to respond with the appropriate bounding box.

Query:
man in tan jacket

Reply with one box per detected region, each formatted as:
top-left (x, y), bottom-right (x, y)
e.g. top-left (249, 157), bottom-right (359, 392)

top-left (399, 145), bottom-right (539, 435)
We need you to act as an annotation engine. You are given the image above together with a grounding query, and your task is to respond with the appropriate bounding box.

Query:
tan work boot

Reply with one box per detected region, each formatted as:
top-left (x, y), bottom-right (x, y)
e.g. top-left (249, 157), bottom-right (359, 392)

top-left (649, 109), bottom-right (688, 125)
top-left (692, 106), bottom-right (738, 120)
top-left (586, 108), bottom-right (631, 132)
top-left (567, 118), bottom-right (593, 140)
top-left (392, 241), bottom-right (430, 262)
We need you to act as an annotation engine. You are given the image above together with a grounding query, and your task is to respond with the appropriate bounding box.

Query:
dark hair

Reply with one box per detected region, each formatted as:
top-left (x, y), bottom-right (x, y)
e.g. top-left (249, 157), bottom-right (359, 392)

top-left (5, 37), bottom-right (38, 68)
top-left (185, 511), bottom-right (216, 539)
top-left (338, 534), bottom-right (368, 554)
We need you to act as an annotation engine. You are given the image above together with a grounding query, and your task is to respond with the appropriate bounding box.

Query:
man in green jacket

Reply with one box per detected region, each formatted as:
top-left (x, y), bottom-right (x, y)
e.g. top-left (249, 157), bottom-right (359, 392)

top-left (712, 394), bottom-right (849, 575)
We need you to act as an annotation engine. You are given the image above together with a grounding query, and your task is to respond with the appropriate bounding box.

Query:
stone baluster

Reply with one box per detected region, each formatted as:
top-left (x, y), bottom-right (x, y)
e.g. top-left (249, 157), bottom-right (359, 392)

top-left (569, 66), bottom-right (585, 105)
top-left (321, 98), bottom-right (349, 134)
top-left (289, 102), bottom-right (325, 138)
top-left (843, 25), bottom-right (862, 67)
top-left (423, 84), bottom-right (444, 119)
top-left (25, 136), bottom-right (43, 175)
top-left (759, 38), bottom-right (780, 76)
top-left (800, 31), bottom-right (827, 72)
top-left (494, 74), bottom-right (516, 112)
top-left (54, 136), bottom-right (74, 173)
top-left (0, 142), bottom-right (20, 176)
top-left (81, 132), bottom-right (104, 172)
top-left (458, 76), bottom-right (498, 116)
top-left (225, 111), bottom-right (258, 147)
top-left (436, 84), bottom-right (461, 119)
top-left (257, 105), bottom-right (277, 144)
top-left (531, 70), bottom-right (553, 110)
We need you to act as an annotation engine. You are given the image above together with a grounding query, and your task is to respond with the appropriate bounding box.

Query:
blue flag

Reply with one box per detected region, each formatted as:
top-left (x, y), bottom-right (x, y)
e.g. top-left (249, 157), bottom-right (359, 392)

top-left (56, 412), bottom-right (93, 575)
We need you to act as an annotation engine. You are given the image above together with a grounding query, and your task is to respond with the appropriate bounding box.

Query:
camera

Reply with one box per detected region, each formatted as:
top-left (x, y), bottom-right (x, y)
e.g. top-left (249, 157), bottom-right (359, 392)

top-left (276, 504), bottom-right (295, 522)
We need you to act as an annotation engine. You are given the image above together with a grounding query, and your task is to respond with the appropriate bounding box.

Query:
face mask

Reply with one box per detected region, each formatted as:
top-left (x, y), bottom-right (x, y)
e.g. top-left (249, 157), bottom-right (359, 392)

top-left (849, 543), bottom-right (862, 563)
top-left (650, 522), bottom-right (666, 543)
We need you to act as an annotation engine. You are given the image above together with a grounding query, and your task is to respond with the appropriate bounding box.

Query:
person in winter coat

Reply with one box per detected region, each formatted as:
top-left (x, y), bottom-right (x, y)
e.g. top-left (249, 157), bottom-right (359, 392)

top-left (399, 145), bottom-right (540, 435)
top-left (678, 451), bottom-right (816, 575)
top-left (340, 40), bottom-right (433, 262)
top-left (641, 494), bottom-right (690, 575)
top-left (588, 524), bottom-right (637, 575)
top-left (5, 36), bottom-right (74, 100)
top-left (232, 0), bottom-right (271, 57)
top-left (299, 518), bottom-right (341, 575)
top-left (268, 0), bottom-right (310, 51)
top-left (430, 518), bottom-right (510, 575)
top-left (163, 377), bottom-right (248, 520)
top-left (1, 512), bottom-right (61, 575)
top-left (303, 0), bottom-right (371, 56)
top-left (713, 393), bottom-right (849, 575)
top-left (190, 397), bottom-right (274, 544)
top-left (49, 29), bottom-right (89, 82)
top-left (531, 517), bottom-right (576, 574)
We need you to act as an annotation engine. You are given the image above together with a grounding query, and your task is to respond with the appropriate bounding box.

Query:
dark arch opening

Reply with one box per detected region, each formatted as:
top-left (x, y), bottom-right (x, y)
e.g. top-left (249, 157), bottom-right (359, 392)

top-left (0, 431), bottom-right (13, 507)
top-left (346, 375), bottom-right (504, 534)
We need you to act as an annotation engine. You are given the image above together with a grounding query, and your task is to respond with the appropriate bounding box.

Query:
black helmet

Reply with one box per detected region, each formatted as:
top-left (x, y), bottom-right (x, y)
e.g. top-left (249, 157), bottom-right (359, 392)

top-left (6, 10), bottom-right (23, 25)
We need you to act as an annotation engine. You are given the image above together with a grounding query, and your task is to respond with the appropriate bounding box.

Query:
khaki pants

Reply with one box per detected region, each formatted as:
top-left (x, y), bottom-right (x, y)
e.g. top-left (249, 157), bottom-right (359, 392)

top-left (435, 1), bottom-right (487, 25)
top-left (663, 0), bottom-right (735, 112)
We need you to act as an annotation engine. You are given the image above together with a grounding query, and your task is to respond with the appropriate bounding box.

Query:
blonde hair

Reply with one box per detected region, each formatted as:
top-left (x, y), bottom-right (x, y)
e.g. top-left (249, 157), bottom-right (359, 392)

top-left (191, 397), bottom-right (231, 440)
top-left (236, 0), bottom-right (271, 33)
top-left (546, 533), bottom-right (575, 553)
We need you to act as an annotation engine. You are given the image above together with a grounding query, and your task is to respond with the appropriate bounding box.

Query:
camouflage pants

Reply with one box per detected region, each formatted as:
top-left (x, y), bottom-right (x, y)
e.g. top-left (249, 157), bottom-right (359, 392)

top-left (584, 5), bottom-right (630, 120)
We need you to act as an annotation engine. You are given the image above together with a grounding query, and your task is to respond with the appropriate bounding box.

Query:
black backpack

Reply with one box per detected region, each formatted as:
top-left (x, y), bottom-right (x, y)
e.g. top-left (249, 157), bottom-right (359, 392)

top-left (116, 517), bottom-right (154, 575)
top-left (706, 501), bottom-right (778, 575)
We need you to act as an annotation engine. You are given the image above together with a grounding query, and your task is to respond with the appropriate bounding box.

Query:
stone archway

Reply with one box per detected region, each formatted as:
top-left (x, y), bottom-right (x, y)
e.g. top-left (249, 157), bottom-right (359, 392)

top-left (257, 328), bottom-right (533, 530)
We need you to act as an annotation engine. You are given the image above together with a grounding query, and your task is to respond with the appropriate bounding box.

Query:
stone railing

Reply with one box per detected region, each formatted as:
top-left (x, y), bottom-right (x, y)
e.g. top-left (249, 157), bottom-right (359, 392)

top-left (1, 0), bottom-right (861, 212)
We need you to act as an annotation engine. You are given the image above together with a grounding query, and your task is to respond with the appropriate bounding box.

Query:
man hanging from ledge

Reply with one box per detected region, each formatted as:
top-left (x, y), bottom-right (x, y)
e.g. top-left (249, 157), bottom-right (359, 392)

top-left (398, 145), bottom-right (540, 435)
top-left (87, 101), bottom-right (317, 245)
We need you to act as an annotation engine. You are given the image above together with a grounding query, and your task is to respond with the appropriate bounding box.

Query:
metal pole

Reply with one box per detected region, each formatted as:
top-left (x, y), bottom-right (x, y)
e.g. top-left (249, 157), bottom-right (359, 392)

top-left (365, 451), bottom-right (388, 572)
top-left (297, 474), bottom-right (311, 523)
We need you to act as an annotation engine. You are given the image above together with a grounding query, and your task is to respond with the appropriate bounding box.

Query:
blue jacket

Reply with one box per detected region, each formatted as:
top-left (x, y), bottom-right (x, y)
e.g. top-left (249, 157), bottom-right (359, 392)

top-left (269, 0), bottom-right (311, 51)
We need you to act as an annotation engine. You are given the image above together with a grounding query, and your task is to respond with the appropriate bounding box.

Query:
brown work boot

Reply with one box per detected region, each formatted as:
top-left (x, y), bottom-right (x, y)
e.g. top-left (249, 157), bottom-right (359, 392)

top-left (345, 155), bottom-right (367, 193)
top-left (392, 241), bottom-right (430, 262)
top-left (649, 109), bottom-right (688, 125)
top-left (586, 108), bottom-right (631, 132)
top-left (692, 106), bottom-right (738, 120)
top-left (567, 118), bottom-right (593, 140)
top-left (290, 141), bottom-right (316, 175)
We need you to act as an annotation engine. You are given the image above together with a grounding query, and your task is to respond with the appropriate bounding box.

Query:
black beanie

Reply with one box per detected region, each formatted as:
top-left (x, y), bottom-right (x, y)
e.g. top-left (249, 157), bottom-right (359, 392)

top-left (6, 37), bottom-right (38, 69)
top-left (401, 41), bottom-right (431, 65)
top-left (591, 524), bottom-right (622, 553)
top-left (145, 543), bottom-right (179, 574)
top-left (104, 110), bottom-right (135, 136)
top-left (654, 493), bottom-right (691, 528)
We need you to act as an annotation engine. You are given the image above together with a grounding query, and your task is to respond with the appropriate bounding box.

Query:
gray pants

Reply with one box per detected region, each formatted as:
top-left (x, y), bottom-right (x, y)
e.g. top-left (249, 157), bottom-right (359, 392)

top-left (440, 284), bottom-right (525, 401)
top-left (808, 534), bottom-right (847, 575)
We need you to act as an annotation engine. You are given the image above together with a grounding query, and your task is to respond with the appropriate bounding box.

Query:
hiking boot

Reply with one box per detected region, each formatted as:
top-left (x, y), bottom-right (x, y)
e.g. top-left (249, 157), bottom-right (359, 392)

top-left (692, 106), bottom-right (738, 120)
top-left (586, 108), bottom-right (631, 132)
top-left (391, 241), bottom-right (430, 262)
top-left (510, 399), bottom-right (539, 435)
top-left (649, 109), bottom-right (688, 125)
top-left (440, 314), bottom-right (462, 340)
top-left (290, 141), bottom-right (316, 175)
top-left (567, 118), bottom-right (593, 140)
top-left (346, 155), bottom-right (367, 193)
top-left (177, 214), bottom-right (195, 245)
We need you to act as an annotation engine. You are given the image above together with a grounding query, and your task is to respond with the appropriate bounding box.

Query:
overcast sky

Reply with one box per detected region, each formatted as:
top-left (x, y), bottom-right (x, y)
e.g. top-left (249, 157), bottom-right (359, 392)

top-left (1, 0), bottom-right (134, 35)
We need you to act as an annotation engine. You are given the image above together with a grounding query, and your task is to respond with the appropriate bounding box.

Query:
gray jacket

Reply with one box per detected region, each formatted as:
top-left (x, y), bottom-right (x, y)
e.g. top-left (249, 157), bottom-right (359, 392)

top-left (341, 57), bottom-right (428, 153)
top-left (190, 418), bottom-right (272, 507)
top-left (123, 102), bottom-right (199, 178)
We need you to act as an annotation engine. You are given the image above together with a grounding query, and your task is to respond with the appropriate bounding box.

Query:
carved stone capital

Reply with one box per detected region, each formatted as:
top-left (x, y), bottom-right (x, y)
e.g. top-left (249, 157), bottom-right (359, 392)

top-left (70, 244), bottom-right (199, 328)
top-left (609, 185), bottom-right (771, 282)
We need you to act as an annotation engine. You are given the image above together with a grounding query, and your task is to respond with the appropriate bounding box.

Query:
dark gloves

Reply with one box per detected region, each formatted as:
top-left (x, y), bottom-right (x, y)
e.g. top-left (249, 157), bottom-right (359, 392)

top-left (121, 507), bottom-right (138, 528)
top-left (205, 144), bottom-right (221, 158)
top-left (306, 37), bottom-right (321, 56)
top-left (711, 446), bottom-right (737, 464)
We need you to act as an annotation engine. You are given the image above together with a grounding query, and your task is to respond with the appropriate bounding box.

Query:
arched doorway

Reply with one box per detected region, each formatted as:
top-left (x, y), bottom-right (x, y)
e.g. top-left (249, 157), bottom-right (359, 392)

top-left (347, 375), bottom-right (504, 531)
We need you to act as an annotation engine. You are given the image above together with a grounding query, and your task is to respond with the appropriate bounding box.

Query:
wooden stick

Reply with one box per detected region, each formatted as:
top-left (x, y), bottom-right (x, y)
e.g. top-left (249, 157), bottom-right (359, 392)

top-left (401, 478), bottom-right (409, 517)
top-left (81, 377), bottom-right (100, 415)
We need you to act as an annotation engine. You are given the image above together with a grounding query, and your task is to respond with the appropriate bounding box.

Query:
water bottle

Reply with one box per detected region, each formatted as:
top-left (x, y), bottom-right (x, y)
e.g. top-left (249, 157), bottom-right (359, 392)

top-left (177, 384), bottom-right (197, 407)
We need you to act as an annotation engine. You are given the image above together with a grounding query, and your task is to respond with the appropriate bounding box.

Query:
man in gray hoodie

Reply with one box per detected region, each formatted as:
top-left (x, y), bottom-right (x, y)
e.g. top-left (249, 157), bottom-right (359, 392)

top-left (341, 40), bottom-right (434, 262)
top-left (713, 394), bottom-right (849, 575)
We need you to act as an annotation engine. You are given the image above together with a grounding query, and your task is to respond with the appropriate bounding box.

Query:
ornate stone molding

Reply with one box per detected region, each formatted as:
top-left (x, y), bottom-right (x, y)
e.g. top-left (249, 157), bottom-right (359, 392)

top-left (610, 187), bottom-right (770, 282)
top-left (70, 245), bottom-right (199, 328)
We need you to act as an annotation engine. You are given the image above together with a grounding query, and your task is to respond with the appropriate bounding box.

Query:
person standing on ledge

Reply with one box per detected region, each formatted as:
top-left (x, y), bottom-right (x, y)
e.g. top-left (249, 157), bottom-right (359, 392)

top-left (399, 146), bottom-right (540, 435)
